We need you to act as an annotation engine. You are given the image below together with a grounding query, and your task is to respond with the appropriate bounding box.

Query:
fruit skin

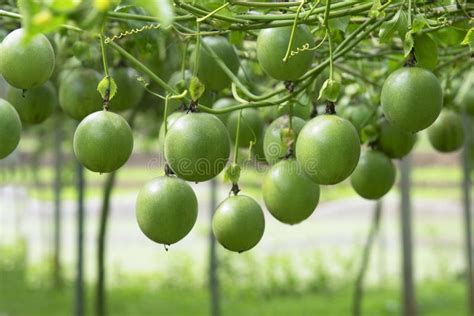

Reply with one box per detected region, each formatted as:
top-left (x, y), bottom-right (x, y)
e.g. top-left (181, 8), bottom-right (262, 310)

top-left (256, 25), bottom-right (315, 81)
top-left (212, 195), bottom-right (265, 253)
top-left (6, 81), bottom-right (56, 125)
top-left (0, 29), bottom-right (55, 89)
top-left (59, 68), bottom-right (102, 120)
top-left (377, 118), bottom-right (417, 159)
top-left (109, 67), bottom-right (144, 112)
top-left (212, 98), bottom-right (235, 123)
top-left (461, 89), bottom-right (474, 116)
top-left (158, 112), bottom-right (185, 153)
top-left (381, 67), bottom-right (442, 132)
top-left (193, 36), bottom-right (240, 91)
top-left (73, 111), bottom-right (134, 173)
top-left (263, 115), bottom-right (306, 165)
top-left (262, 159), bottom-right (320, 224)
top-left (227, 108), bottom-right (264, 148)
top-left (427, 108), bottom-right (465, 153)
top-left (339, 105), bottom-right (375, 132)
top-left (136, 176), bottom-right (198, 245)
top-left (0, 99), bottom-right (22, 159)
top-left (164, 113), bottom-right (231, 182)
top-left (296, 114), bottom-right (361, 185)
top-left (350, 150), bottom-right (396, 200)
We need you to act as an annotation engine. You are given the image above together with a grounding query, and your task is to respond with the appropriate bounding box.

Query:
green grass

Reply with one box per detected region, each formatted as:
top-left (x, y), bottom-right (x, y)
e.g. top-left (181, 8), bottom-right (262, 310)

top-left (0, 266), bottom-right (466, 316)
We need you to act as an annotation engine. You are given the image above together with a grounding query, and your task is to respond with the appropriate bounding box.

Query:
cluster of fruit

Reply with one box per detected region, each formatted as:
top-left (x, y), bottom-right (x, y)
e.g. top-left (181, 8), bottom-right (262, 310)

top-left (0, 25), bottom-right (472, 253)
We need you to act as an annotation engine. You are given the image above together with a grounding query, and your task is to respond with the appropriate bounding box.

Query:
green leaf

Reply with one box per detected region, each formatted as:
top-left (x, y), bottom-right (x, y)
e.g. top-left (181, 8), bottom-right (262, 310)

top-left (414, 33), bottom-right (438, 70)
top-left (97, 76), bottom-right (118, 101)
top-left (224, 163), bottom-right (241, 184)
top-left (136, 0), bottom-right (174, 28)
top-left (329, 16), bottom-right (350, 32)
top-left (379, 10), bottom-right (401, 43)
top-left (318, 79), bottom-right (341, 103)
top-left (229, 31), bottom-right (245, 45)
top-left (403, 31), bottom-right (414, 57)
top-left (189, 76), bottom-right (205, 101)
top-left (411, 16), bottom-right (427, 33)
top-left (461, 28), bottom-right (474, 51)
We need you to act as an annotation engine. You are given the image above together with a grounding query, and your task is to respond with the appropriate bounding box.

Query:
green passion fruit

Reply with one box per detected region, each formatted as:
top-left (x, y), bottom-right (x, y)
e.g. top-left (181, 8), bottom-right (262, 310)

top-left (350, 150), bottom-right (396, 200)
top-left (212, 195), bottom-right (265, 253)
top-left (381, 67), bottom-right (442, 132)
top-left (212, 98), bottom-right (235, 123)
top-left (158, 111), bottom-right (185, 153)
top-left (73, 111), bottom-right (134, 173)
top-left (461, 89), bottom-right (474, 116)
top-left (193, 36), bottom-right (240, 91)
top-left (0, 28), bottom-right (55, 89)
top-left (427, 109), bottom-right (465, 153)
top-left (262, 159), bottom-right (320, 225)
top-left (227, 108), bottom-right (264, 148)
top-left (164, 113), bottom-right (231, 182)
top-left (377, 118), bottom-right (417, 159)
top-left (6, 81), bottom-right (56, 125)
top-left (109, 67), bottom-right (144, 112)
top-left (339, 105), bottom-right (376, 132)
top-left (263, 115), bottom-right (306, 165)
top-left (136, 176), bottom-right (198, 245)
top-left (296, 114), bottom-right (361, 185)
top-left (0, 99), bottom-right (22, 159)
top-left (256, 25), bottom-right (315, 81)
top-left (59, 68), bottom-right (102, 120)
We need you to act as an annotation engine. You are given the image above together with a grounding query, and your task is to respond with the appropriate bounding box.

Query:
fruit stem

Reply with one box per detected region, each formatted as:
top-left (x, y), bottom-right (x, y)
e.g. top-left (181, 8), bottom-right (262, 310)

top-left (233, 110), bottom-right (243, 164)
top-left (99, 32), bottom-right (111, 110)
top-left (164, 95), bottom-right (170, 135)
top-left (193, 21), bottom-right (201, 77)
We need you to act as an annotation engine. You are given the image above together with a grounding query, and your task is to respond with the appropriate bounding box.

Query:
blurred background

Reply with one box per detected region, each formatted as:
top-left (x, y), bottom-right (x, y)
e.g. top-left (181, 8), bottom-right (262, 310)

top-left (0, 119), bottom-right (473, 315)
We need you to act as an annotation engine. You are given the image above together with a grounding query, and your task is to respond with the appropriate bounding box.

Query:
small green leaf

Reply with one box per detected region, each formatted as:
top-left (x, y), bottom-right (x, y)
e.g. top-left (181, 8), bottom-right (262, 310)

top-left (397, 10), bottom-right (409, 39)
top-left (461, 28), bottom-right (474, 51)
top-left (379, 10), bottom-right (401, 43)
top-left (329, 16), bottom-right (350, 32)
top-left (369, 0), bottom-right (384, 18)
top-left (414, 33), bottom-right (438, 70)
top-left (229, 31), bottom-right (245, 45)
top-left (411, 16), bottom-right (427, 33)
top-left (97, 76), bottom-right (118, 101)
top-left (403, 31), bottom-right (414, 57)
top-left (224, 163), bottom-right (241, 184)
top-left (189, 76), bottom-right (205, 101)
top-left (318, 79), bottom-right (341, 102)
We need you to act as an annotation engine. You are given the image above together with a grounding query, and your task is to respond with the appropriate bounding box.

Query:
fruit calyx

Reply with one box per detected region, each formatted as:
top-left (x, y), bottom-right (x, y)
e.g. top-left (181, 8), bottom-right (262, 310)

top-left (404, 48), bottom-right (417, 68)
top-left (186, 100), bottom-right (199, 113)
top-left (284, 81), bottom-right (295, 93)
top-left (325, 101), bottom-right (336, 115)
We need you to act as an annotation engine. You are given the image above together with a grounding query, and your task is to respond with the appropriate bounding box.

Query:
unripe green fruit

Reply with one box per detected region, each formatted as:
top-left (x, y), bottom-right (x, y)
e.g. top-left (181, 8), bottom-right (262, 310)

top-left (193, 36), bottom-right (240, 91)
top-left (109, 67), bottom-right (144, 112)
top-left (0, 29), bottom-right (55, 89)
top-left (381, 67), bottom-right (442, 132)
top-left (461, 89), bottom-right (474, 116)
top-left (339, 105), bottom-right (375, 131)
top-left (6, 81), bottom-right (56, 125)
top-left (212, 98), bottom-right (235, 123)
top-left (0, 99), bottom-right (22, 159)
top-left (73, 111), bottom-right (134, 173)
top-left (350, 150), bottom-right (396, 200)
top-left (212, 195), bottom-right (265, 253)
top-left (427, 109), bottom-right (465, 153)
top-left (263, 115), bottom-right (306, 165)
top-left (164, 113), bottom-right (231, 182)
top-left (227, 108), bottom-right (264, 148)
top-left (256, 25), bottom-right (315, 81)
top-left (158, 112), bottom-right (185, 153)
top-left (377, 118), bottom-right (417, 159)
top-left (296, 115), bottom-right (361, 185)
top-left (263, 159), bottom-right (320, 224)
top-left (136, 176), bottom-right (198, 245)
top-left (59, 68), bottom-right (102, 120)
